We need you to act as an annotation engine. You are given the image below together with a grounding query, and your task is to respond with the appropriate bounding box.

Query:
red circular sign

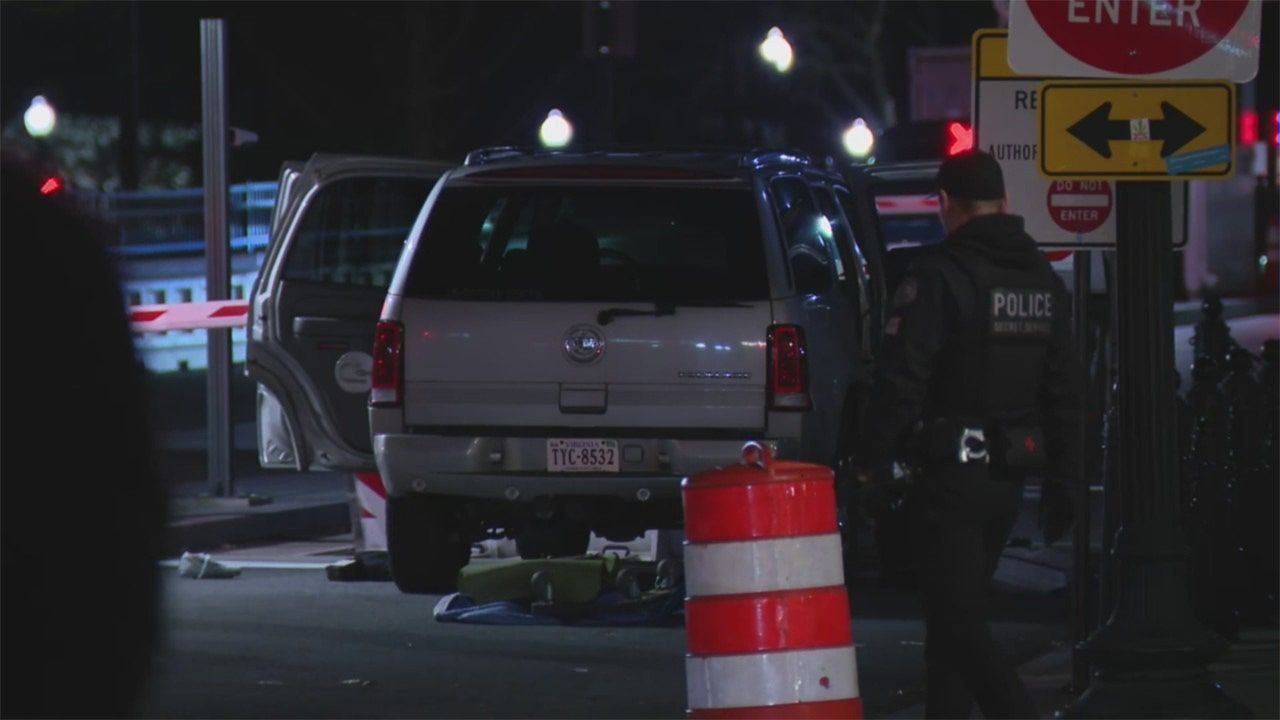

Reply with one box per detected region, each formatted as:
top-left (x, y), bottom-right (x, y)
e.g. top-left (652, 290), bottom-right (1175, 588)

top-left (1047, 179), bottom-right (1113, 234)
top-left (1027, 0), bottom-right (1249, 75)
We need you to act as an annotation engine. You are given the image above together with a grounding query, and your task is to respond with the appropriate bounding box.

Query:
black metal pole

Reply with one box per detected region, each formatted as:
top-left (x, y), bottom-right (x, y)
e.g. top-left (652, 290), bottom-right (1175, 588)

top-left (1065, 182), bottom-right (1245, 718)
top-left (605, 54), bottom-right (616, 147)
top-left (201, 19), bottom-right (233, 498)
top-left (1070, 249), bottom-right (1092, 694)
top-left (120, 2), bottom-right (141, 191)
top-left (1099, 250), bottom-right (1119, 619)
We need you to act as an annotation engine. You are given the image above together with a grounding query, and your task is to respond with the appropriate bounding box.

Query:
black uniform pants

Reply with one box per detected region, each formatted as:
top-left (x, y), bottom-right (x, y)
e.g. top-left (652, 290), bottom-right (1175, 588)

top-left (910, 463), bottom-right (1038, 719)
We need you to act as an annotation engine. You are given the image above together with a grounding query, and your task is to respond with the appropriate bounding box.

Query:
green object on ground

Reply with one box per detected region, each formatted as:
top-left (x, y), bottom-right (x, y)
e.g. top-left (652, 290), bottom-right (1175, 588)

top-left (458, 556), bottom-right (621, 604)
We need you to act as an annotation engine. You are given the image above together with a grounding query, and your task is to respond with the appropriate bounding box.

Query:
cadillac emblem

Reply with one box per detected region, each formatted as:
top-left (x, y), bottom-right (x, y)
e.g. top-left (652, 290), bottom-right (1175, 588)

top-left (563, 324), bottom-right (606, 364)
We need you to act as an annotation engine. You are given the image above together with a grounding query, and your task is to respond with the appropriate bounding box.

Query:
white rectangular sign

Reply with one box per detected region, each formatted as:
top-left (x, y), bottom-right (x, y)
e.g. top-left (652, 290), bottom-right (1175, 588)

top-left (972, 29), bottom-right (1186, 249)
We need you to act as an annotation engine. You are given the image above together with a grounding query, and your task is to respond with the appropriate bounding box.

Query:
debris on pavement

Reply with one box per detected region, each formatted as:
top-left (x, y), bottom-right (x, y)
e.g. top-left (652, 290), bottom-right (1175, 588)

top-left (177, 551), bottom-right (242, 579)
top-left (325, 551), bottom-right (392, 582)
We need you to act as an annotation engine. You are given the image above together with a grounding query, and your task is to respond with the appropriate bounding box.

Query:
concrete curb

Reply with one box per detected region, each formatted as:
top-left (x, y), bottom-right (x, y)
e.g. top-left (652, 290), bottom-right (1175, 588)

top-left (162, 499), bottom-right (350, 557)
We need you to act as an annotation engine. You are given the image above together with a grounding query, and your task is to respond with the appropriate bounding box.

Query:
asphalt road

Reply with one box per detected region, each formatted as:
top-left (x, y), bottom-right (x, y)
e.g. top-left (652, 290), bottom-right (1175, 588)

top-left (135, 560), bottom-right (1068, 719)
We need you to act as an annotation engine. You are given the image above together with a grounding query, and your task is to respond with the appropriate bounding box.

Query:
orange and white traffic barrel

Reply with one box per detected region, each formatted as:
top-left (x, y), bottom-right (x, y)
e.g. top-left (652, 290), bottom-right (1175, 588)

top-left (682, 442), bottom-right (862, 719)
top-left (354, 471), bottom-right (387, 552)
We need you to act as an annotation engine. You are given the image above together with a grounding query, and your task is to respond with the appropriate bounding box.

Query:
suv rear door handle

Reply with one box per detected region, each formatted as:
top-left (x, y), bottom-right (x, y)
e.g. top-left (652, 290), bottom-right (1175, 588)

top-left (292, 316), bottom-right (370, 337)
top-left (560, 384), bottom-right (607, 414)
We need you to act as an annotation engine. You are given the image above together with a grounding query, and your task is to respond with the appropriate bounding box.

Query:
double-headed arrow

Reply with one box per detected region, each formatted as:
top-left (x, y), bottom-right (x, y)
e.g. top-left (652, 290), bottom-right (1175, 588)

top-left (1067, 101), bottom-right (1205, 159)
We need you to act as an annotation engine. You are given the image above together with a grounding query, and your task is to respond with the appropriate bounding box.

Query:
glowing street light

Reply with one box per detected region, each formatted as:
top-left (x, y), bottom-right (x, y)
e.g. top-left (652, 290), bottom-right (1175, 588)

top-left (842, 118), bottom-right (874, 158)
top-left (759, 27), bottom-right (794, 74)
top-left (539, 109), bottom-right (573, 148)
top-left (24, 95), bottom-right (56, 138)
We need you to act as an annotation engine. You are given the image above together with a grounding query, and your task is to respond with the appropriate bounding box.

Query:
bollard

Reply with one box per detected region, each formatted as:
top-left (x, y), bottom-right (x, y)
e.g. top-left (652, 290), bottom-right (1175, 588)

top-left (1175, 370), bottom-right (1195, 520)
top-left (1189, 295), bottom-right (1238, 388)
top-left (354, 471), bottom-right (388, 552)
top-left (327, 472), bottom-right (392, 581)
top-left (1221, 346), bottom-right (1267, 623)
top-left (1255, 341), bottom-right (1279, 616)
top-left (1185, 350), bottom-right (1243, 640)
top-left (682, 443), bottom-right (862, 719)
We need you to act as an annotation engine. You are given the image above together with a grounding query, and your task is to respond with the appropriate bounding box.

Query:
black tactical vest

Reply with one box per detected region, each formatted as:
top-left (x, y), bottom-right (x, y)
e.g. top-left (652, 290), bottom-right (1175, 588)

top-left (926, 248), bottom-right (1061, 427)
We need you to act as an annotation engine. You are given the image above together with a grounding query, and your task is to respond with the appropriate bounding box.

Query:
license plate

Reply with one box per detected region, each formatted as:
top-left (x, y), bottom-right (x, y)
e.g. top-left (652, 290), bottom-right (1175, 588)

top-left (546, 439), bottom-right (619, 473)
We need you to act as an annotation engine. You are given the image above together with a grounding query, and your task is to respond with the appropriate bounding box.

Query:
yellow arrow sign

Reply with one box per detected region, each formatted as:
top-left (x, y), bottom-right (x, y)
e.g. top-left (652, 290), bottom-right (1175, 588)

top-left (1039, 82), bottom-right (1235, 181)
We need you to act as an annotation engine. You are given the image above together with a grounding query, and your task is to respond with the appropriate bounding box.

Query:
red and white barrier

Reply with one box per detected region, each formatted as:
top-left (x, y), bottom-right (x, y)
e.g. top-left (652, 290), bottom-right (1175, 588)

top-left (874, 194), bottom-right (940, 215)
top-left (129, 299), bottom-right (250, 333)
top-left (682, 443), bottom-right (863, 719)
top-left (354, 471), bottom-right (387, 552)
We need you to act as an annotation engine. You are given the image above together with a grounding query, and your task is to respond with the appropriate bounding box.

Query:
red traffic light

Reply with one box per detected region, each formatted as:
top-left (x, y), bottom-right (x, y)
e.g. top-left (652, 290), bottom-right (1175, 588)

top-left (1241, 110), bottom-right (1259, 145)
top-left (39, 176), bottom-right (63, 195)
top-left (947, 122), bottom-right (974, 156)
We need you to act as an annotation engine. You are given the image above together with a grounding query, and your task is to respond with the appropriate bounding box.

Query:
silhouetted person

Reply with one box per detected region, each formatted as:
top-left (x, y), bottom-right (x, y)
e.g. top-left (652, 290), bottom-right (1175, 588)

top-left (1, 151), bottom-right (163, 717)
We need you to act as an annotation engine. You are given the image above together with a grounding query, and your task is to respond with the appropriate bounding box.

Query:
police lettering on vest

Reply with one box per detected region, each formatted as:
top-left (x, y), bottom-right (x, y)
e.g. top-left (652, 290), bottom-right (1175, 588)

top-left (989, 287), bottom-right (1053, 337)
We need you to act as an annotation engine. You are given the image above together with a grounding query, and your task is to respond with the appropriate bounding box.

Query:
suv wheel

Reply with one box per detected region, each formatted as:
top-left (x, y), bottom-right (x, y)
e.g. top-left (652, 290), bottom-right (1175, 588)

top-left (387, 494), bottom-right (470, 594)
top-left (516, 521), bottom-right (590, 559)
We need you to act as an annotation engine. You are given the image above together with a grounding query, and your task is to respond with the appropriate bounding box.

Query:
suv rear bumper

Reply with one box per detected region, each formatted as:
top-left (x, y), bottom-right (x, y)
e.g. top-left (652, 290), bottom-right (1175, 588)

top-left (372, 433), bottom-right (797, 501)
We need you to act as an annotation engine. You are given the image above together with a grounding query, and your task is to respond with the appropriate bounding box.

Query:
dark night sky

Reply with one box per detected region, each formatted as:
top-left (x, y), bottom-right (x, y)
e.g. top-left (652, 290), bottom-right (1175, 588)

top-left (1, 1), bottom-right (997, 182)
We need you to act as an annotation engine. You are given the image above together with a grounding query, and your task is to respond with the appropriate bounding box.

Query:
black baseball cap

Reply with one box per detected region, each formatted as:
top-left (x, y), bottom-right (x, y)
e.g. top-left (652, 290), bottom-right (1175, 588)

top-left (936, 149), bottom-right (1005, 201)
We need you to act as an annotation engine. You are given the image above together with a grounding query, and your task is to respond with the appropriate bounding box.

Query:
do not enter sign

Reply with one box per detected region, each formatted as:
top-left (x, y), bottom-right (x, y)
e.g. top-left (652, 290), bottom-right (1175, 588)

top-left (1028, 0), bottom-right (1247, 75)
top-left (1046, 180), bottom-right (1112, 234)
top-left (1009, 0), bottom-right (1261, 82)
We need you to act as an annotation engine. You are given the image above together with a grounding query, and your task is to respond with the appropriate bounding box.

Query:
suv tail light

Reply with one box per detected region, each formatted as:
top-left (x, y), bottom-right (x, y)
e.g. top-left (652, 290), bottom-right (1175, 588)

top-left (767, 324), bottom-right (811, 411)
top-left (371, 320), bottom-right (403, 407)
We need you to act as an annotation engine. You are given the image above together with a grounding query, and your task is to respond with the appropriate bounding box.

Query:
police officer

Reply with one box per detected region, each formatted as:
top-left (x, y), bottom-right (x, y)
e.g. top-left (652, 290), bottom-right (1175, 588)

top-left (858, 150), bottom-right (1079, 719)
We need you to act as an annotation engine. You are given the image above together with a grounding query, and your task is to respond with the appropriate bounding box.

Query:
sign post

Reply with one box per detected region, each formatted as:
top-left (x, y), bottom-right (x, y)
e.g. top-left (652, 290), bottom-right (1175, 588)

top-left (1009, 0), bottom-right (1262, 716)
top-left (1071, 245), bottom-right (1091, 696)
top-left (1065, 182), bottom-right (1247, 718)
top-left (201, 19), bottom-right (233, 498)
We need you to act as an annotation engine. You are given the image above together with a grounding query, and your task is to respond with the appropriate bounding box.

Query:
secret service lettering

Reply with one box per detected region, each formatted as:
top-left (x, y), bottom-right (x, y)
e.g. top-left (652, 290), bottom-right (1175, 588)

top-left (989, 287), bottom-right (1053, 337)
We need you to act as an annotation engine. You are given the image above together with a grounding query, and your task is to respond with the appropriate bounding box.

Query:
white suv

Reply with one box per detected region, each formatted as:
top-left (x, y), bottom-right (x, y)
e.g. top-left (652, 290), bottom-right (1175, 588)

top-left (365, 149), bottom-right (886, 592)
top-left (249, 151), bottom-right (886, 593)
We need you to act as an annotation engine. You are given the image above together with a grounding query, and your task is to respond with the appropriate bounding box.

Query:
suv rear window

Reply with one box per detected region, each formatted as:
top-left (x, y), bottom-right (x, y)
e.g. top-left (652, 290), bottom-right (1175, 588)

top-left (403, 185), bottom-right (768, 303)
top-left (283, 177), bottom-right (434, 289)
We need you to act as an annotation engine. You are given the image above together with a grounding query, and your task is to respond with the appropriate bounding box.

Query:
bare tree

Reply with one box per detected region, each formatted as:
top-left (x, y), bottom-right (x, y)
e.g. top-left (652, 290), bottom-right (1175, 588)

top-left (784, 1), bottom-right (897, 131)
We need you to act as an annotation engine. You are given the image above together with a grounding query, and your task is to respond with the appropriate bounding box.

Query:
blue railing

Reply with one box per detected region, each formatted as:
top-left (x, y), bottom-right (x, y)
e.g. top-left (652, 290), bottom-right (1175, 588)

top-left (73, 182), bottom-right (277, 256)
top-left (66, 182), bottom-right (278, 372)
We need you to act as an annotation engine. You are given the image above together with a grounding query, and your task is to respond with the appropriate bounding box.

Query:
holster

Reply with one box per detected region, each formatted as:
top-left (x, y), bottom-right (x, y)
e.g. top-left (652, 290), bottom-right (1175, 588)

top-left (914, 418), bottom-right (1046, 469)
top-left (990, 425), bottom-right (1046, 469)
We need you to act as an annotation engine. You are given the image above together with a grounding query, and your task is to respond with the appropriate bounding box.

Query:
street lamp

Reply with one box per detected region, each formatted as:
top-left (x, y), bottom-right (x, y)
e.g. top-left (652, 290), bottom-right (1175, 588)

top-left (539, 109), bottom-right (573, 148)
top-left (24, 95), bottom-right (56, 138)
top-left (759, 27), bottom-right (793, 74)
top-left (842, 118), bottom-right (874, 159)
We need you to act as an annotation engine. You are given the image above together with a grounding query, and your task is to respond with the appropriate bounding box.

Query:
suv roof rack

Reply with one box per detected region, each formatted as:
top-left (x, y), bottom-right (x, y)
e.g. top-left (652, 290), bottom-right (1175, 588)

top-left (742, 150), bottom-right (812, 168)
top-left (462, 146), bottom-right (550, 166)
top-left (461, 145), bottom-right (817, 170)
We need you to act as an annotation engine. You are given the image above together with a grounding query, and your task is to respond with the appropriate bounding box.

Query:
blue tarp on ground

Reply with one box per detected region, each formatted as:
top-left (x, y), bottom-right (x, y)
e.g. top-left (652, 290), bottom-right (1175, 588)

top-left (433, 587), bottom-right (685, 627)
